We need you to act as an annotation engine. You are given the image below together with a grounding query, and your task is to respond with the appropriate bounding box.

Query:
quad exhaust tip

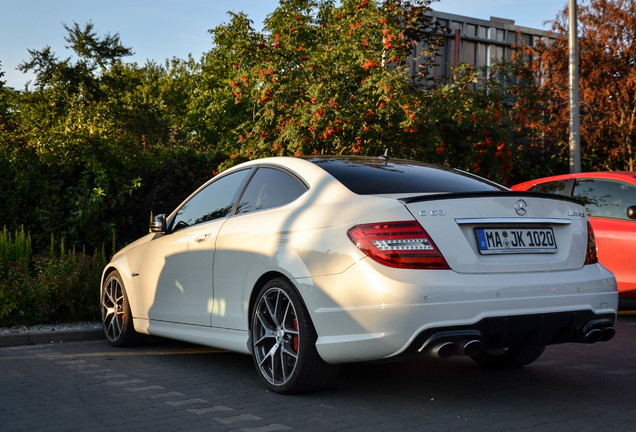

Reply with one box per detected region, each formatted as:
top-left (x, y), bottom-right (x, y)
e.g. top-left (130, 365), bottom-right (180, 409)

top-left (426, 335), bottom-right (484, 358)
top-left (462, 339), bottom-right (484, 356)
top-left (600, 327), bottom-right (616, 341)
top-left (432, 341), bottom-right (457, 358)
top-left (581, 319), bottom-right (616, 344)
top-left (584, 328), bottom-right (603, 343)
top-left (421, 319), bottom-right (616, 359)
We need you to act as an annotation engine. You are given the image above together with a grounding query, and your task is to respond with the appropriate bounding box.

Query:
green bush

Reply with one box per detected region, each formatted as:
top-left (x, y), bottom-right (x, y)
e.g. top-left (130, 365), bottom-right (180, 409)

top-left (0, 226), bottom-right (31, 266)
top-left (0, 229), bottom-right (106, 327)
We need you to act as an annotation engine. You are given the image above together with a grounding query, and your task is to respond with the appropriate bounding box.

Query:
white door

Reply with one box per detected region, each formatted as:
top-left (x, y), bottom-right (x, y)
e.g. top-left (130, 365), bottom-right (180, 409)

top-left (139, 168), bottom-right (252, 326)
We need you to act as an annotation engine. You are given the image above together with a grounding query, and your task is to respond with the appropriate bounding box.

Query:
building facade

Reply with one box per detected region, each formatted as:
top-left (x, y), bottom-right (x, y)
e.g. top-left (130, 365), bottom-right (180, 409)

top-left (415, 10), bottom-right (555, 82)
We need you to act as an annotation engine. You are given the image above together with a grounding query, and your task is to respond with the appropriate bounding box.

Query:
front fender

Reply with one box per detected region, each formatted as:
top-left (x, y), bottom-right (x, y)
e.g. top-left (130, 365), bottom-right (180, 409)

top-left (101, 234), bottom-right (153, 320)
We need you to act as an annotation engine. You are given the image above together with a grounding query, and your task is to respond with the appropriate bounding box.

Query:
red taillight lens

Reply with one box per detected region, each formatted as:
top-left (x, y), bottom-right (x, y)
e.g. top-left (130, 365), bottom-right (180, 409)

top-left (347, 221), bottom-right (450, 269)
top-left (585, 221), bottom-right (598, 265)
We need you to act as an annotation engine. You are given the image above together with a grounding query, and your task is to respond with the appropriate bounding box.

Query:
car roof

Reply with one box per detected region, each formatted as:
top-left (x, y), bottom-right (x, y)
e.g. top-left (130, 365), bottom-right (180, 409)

top-left (222, 156), bottom-right (506, 195)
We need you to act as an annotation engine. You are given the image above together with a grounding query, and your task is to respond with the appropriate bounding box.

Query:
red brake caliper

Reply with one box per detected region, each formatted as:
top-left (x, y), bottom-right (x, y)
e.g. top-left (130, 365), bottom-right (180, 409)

top-left (293, 318), bottom-right (299, 352)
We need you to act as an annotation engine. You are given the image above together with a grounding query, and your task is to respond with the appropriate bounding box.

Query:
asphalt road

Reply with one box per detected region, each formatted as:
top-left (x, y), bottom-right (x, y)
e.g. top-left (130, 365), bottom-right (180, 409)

top-left (2, 314), bottom-right (635, 432)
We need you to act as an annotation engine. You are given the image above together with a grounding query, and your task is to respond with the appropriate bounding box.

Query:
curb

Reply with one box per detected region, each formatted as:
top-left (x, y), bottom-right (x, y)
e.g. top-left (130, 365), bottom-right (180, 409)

top-left (0, 327), bottom-right (104, 348)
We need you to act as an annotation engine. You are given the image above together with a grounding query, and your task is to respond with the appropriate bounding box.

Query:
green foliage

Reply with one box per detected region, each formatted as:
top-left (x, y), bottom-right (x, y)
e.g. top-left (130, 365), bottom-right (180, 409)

top-left (26, 252), bottom-right (102, 325)
top-left (0, 226), bottom-right (32, 266)
top-left (1, 21), bottom-right (227, 254)
top-left (424, 65), bottom-right (512, 182)
top-left (422, 58), bottom-right (569, 184)
top-left (0, 253), bottom-right (103, 327)
top-left (0, 257), bottom-right (30, 325)
top-left (0, 231), bottom-right (105, 326)
top-left (222, 0), bottom-right (445, 161)
top-left (0, 227), bottom-right (33, 322)
top-left (499, 57), bottom-right (568, 183)
top-left (0, 138), bottom-right (223, 253)
top-left (1, 5), bottom-right (574, 259)
top-left (4, 1), bottom-right (627, 326)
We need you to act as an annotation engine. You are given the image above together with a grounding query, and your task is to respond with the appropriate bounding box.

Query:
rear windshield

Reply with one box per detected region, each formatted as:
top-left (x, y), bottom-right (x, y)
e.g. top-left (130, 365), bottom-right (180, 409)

top-left (306, 157), bottom-right (505, 195)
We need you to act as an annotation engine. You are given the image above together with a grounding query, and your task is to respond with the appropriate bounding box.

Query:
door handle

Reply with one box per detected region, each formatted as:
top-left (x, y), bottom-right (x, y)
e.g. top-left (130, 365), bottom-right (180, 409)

top-left (194, 233), bottom-right (212, 243)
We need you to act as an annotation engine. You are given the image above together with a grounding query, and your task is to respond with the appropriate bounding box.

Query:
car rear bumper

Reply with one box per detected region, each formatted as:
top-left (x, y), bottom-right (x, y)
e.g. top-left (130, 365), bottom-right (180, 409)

top-left (404, 310), bottom-right (616, 358)
top-left (297, 260), bottom-right (618, 364)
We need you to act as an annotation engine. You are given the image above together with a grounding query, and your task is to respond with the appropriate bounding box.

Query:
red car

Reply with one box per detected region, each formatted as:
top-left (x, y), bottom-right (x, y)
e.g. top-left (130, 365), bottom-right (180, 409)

top-left (512, 172), bottom-right (636, 298)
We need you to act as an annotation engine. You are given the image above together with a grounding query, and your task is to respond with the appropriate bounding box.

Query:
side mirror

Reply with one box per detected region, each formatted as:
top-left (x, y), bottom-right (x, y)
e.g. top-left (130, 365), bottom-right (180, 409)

top-left (150, 214), bottom-right (167, 233)
top-left (627, 206), bottom-right (636, 220)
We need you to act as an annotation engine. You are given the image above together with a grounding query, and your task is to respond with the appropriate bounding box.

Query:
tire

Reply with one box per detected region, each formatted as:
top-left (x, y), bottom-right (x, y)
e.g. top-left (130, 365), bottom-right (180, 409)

top-left (101, 270), bottom-right (145, 347)
top-left (470, 345), bottom-right (546, 369)
top-left (251, 278), bottom-right (339, 394)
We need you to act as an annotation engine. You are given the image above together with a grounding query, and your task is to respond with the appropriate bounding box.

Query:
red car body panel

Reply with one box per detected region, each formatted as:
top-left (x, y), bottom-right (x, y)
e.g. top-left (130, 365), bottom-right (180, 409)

top-left (512, 172), bottom-right (636, 298)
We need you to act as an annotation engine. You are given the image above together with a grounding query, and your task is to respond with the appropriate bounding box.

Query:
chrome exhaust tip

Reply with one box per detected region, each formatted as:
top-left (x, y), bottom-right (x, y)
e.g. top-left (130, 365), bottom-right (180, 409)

top-left (600, 326), bottom-right (615, 342)
top-left (462, 339), bottom-right (484, 356)
top-left (420, 330), bottom-right (483, 357)
top-left (432, 341), bottom-right (457, 358)
top-left (584, 328), bottom-right (602, 343)
top-left (580, 319), bottom-right (616, 344)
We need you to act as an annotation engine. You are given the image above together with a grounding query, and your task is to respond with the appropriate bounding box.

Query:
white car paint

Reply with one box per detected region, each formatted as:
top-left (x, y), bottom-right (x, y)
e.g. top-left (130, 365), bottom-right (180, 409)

top-left (102, 156), bottom-right (618, 369)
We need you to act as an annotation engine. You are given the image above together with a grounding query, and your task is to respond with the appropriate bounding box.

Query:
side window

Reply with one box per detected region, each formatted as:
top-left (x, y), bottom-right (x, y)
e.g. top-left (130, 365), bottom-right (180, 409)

top-left (573, 178), bottom-right (636, 220)
top-left (529, 180), bottom-right (569, 195)
top-left (171, 169), bottom-right (250, 231)
top-left (236, 167), bottom-right (307, 214)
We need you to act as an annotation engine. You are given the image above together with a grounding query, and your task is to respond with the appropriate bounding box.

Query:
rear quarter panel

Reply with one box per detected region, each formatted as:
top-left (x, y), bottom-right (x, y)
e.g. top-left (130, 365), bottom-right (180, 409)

top-left (212, 183), bottom-right (415, 331)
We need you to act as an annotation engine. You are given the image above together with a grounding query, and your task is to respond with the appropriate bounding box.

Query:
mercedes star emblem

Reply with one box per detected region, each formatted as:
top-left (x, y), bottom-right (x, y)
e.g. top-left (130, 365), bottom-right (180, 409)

top-left (515, 199), bottom-right (528, 216)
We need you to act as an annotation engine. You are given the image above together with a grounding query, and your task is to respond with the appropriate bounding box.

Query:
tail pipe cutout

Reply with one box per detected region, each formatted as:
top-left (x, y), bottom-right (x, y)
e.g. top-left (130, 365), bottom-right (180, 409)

top-left (579, 319), bottom-right (616, 344)
top-left (419, 331), bottom-right (485, 358)
top-left (418, 318), bottom-right (616, 359)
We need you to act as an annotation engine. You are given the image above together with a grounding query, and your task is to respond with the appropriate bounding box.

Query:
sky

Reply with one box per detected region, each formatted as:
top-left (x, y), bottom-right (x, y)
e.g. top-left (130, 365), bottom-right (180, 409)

top-left (0, 0), bottom-right (569, 89)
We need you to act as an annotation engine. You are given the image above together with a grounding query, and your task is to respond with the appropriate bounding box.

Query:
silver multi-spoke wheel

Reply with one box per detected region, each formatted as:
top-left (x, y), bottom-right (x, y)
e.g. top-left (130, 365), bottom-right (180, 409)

top-left (251, 278), bottom-right (339, 394)
top-left (253, 286), bottom-right (300, 387)
top-left (101, 271), bottom-right (144, 347)
top-left (102, 274), bottom-right (125, 343)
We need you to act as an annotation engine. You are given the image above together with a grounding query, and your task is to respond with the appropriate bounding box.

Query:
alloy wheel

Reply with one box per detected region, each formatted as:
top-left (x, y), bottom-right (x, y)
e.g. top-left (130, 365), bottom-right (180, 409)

top-left (101, 275), bottom-right (125, 343)
top-left (252, 287), bottom-right (300, 387)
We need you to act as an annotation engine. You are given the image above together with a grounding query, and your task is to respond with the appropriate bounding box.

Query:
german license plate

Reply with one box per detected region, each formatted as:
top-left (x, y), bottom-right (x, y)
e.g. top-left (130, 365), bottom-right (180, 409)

top-left (476, 227), bottom-right (557, 254)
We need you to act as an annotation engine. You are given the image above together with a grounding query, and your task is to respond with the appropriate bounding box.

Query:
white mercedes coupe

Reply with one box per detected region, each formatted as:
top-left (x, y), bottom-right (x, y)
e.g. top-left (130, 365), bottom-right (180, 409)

top-left (101, 156), bottom-right (618, 393)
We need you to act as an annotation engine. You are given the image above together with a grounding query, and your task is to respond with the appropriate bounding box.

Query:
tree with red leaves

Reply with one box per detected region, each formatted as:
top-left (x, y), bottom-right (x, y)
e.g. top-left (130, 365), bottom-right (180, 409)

top-left (222, 0), bottom-right (445, 162)
top-left (520, 0), bottom-right (636, 171)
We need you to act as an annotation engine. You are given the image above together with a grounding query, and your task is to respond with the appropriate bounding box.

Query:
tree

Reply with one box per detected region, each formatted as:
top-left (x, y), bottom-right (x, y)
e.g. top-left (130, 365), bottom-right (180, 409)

top-left (213, 0), bottom-right (445, 163)
top-left (19, 22), bottom-right (133, 91)
top-left (6, 23), bottom-right (223, 252)
top-left (427, 63), bottom-right (517, 183)
top-left (0, 64), bottom-right (10, 116)
top-left (520, 0), bottom-right (636, 171)
top-left (185, 12), bottom-right (260, 154)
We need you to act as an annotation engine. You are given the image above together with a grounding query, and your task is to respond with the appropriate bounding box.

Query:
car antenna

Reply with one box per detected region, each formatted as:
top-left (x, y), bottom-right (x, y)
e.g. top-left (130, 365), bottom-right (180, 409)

top-left (378, 148), bottom-right (389, 164)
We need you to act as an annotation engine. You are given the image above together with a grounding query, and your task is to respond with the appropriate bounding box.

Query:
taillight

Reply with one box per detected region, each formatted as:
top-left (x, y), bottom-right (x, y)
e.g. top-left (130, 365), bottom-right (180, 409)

top-left (584, 221), bottom-right (598, 265)
top-left (347, 221), bottom-right (450, 269)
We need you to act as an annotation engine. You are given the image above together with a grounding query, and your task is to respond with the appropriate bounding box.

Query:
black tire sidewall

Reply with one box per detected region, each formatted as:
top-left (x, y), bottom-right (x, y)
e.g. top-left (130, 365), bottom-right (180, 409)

top-left (102, 270), bottom-right (142, 347)
top-left (251, 277), bottom-right (327, 394)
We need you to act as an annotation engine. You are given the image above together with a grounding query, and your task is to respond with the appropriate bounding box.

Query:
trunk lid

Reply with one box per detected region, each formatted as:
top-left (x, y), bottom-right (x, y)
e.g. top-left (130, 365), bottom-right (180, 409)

top-left (399, 192), bottom-right (589, 273)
